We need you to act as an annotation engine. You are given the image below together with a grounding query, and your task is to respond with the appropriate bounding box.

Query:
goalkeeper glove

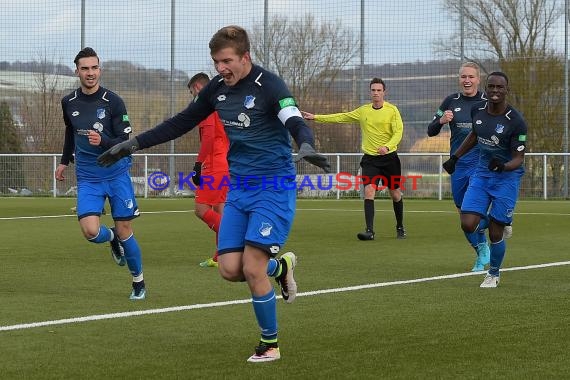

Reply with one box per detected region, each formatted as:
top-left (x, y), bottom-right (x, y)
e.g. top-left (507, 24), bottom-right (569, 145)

top-left (294, 142), bottom-right (331, 173)
top-left (442, 155), bottom-right (458, 175)
top-left (97, 138), bottom-right (139, 167)
top-left (488, 157), bottom-right (505, 172)
top-left (191, 161), bottom-right (202, 186)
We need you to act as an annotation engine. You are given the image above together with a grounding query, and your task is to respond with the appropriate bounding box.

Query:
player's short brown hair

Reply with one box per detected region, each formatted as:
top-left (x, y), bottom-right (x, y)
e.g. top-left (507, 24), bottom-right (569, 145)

top-left (209, 25), bottom-right (250, 56)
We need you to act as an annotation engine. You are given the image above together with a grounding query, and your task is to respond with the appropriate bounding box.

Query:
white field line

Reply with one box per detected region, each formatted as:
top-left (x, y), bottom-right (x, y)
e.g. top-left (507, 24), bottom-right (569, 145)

top-left (0, 210), bottom-right (192, 220)
top-left (1, 260), bottom-right (569, 332)
top-left (2, 208), bottom-right (570, 221)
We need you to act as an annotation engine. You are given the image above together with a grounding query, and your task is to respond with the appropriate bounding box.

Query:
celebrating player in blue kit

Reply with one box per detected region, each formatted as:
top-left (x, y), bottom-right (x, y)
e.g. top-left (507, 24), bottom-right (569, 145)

top-left (98, 26), bottom-right (330, 362)
top-left (442, 72), bottom-right (527, 288)
top-left (427, 62), bottom-right (490, 272)
top-left (55, 47), bottom-right (146, 300)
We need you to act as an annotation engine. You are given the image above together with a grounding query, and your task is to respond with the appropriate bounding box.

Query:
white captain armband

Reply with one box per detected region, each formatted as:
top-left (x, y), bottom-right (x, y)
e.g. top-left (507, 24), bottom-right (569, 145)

top-left (278, 106), bottom-right (302, 125)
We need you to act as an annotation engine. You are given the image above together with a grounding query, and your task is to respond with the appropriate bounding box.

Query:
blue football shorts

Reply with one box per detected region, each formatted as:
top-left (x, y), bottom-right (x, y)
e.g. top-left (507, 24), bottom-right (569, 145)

top-left (76, 171), bottom-right (139, 221)
top-left (217, 177), bottom-right (296, 257)
top-left (461, 172), bottom-right (522, 225)
top-left (451, 164), bottom-right (475, 208)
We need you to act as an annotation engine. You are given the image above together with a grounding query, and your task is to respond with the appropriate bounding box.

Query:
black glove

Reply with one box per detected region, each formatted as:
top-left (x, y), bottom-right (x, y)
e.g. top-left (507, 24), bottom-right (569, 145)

top-left (191, 161), bottom-right (202, 186)
top-left (442, 154), bottom-right (458, 175)
top-left (488, 157), bottom-right (505, 172)
top-left (97, 138), bottom-right (140, 167)
top-left (294, 142), bottom-right (331, 173)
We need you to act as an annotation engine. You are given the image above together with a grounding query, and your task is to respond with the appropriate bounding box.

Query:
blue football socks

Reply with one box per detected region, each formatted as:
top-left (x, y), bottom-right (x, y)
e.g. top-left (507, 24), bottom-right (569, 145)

top-left (267, 257), bottom-right (280, 277)
top-left (88, 225), bottom-right (112, 244)
top-left (121, 233), bottom-right (143, 276)
top-left (464, 231), bottom-right (480, 249)
top-left (488, 239), bottom-right (506, 276)
top-left (252, 289), bottom-right (278, 343)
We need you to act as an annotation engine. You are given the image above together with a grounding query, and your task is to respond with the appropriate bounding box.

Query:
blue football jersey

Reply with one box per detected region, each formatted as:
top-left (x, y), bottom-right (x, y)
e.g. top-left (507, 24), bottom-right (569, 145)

top-left (61, 87), bottom-right (132, 180)
top-left (471, 103), bottom-right (528, 176)
top-left (203, 66), bottom-right (296, 178)
top-left (137, 65), bottom-right (302, 179)
top-left (429, 91), bottom-right (487, 168)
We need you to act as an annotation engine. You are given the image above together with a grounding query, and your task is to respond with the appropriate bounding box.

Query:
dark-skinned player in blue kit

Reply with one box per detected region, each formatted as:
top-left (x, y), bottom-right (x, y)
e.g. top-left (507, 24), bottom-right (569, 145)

top-left (98, 26), bottom-right (330, 362)
top-left (442, 72), bottom-right (527, 288)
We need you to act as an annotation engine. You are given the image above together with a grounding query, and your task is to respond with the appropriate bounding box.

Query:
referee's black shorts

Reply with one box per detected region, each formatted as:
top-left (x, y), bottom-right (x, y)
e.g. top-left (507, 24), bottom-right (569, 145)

top-left (360, 152), bottom-right (402, 190)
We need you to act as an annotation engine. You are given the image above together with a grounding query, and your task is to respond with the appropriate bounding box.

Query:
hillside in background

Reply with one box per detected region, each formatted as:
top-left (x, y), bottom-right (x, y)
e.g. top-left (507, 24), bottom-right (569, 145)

top-left (0, 59), bottom-right (501, 153)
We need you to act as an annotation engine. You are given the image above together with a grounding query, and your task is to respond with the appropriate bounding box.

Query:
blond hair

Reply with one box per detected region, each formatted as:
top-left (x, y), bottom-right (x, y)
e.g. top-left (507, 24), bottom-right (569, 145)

top-left (459, 62), bottom-right (480, 77)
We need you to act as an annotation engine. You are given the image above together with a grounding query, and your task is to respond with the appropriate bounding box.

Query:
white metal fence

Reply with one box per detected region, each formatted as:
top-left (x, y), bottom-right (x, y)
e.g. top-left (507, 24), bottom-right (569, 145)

top-left (0, 153), bottom-right (568, 200)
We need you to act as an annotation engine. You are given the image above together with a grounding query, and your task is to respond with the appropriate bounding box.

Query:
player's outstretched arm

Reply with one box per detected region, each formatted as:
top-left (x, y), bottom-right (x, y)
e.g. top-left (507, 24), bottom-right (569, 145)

top-left (294, 142), bottom-right (331, 173)
top-left (97, 138), bottom-right (140, 167)
top-left (301, 111), bottom-right (315, 120)
top-left (284, 113), bottom-right (331, 173)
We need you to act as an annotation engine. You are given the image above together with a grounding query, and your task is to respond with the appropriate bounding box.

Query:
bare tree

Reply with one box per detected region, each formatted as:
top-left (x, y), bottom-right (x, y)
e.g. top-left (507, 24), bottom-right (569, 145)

top-left (23, 53), bottom-right (70, 153)
top-left (251, 14), bottom-right (360, 152)
top-left (438, 0), bottom-right (566, 195)
top-left (0, 101), bottom-right (25, 192)
top-left (437, 0), bottom-right (561, 66)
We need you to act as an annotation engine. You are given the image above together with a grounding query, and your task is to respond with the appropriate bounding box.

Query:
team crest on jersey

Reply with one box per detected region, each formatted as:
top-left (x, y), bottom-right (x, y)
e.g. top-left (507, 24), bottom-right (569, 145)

top-left (124, 199), bottom-right (134, 209)
top-left (96, 108), bottom-right (106, 119)
top-left (495, 124), bottom-right (505, 133)
top-left (259, 222), bottom-right (272, 237)
top-left (92, 122), bottom-right (103, 132)
top-left (244, 95), bottom-right (255, 109)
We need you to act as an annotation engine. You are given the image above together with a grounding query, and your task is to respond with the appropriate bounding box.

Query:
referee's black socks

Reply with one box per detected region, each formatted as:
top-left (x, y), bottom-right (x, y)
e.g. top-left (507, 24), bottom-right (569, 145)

top-left (393, 198), bottom-right (404, 228)
top-left (364, 199), bottom-right (374, 231)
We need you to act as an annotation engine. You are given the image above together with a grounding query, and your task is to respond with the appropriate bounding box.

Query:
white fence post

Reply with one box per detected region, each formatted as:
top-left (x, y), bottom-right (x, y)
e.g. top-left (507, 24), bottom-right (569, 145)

top-left (52, 155), bottom-right (57, 198)
top-left (438, 154), bottom-right (443, 201)
top-left (336, 154), bottom-right (340, 200)
top-left (543, 154), bottom-right (547, 200)
top-left (144, 154), bottom-right (148, 199)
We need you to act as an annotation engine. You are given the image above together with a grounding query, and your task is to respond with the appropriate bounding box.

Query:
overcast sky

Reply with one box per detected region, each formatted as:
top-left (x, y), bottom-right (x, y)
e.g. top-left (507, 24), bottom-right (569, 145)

top-left (1, 0), bottom-right (567, 75)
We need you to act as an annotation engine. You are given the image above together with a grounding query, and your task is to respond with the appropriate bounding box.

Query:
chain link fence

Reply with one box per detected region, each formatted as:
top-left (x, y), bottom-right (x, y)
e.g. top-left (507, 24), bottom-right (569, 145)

top-left (1, 0), bottom-right (569, 197)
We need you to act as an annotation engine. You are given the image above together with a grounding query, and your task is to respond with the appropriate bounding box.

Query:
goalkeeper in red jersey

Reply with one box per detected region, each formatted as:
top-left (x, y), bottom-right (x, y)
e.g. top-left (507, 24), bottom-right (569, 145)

top-left (187, 73), bottom-right (230, 268)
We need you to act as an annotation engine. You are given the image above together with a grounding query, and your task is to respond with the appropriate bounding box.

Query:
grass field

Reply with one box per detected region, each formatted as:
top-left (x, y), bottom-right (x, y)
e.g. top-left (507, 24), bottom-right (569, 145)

top-left (0, 197), bottom-right (569, 379)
